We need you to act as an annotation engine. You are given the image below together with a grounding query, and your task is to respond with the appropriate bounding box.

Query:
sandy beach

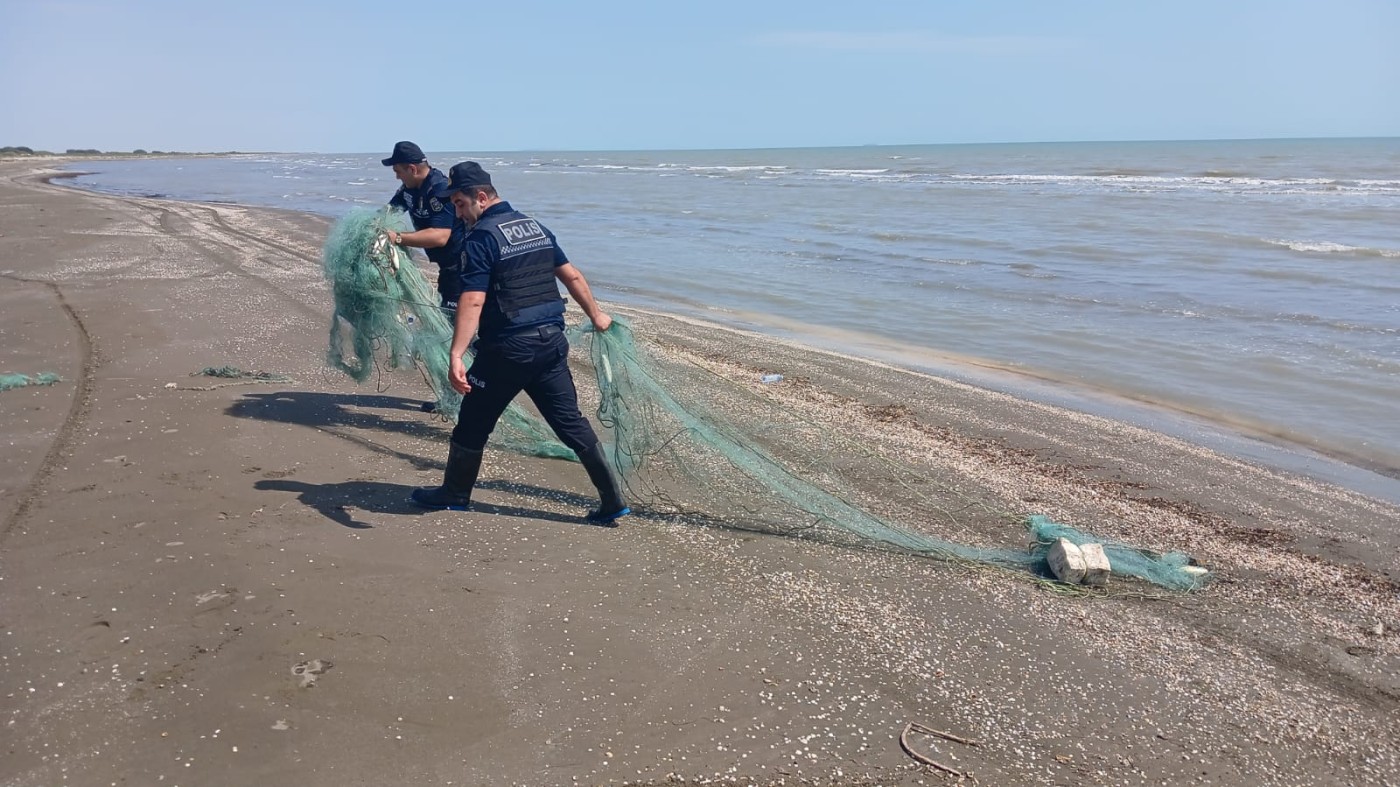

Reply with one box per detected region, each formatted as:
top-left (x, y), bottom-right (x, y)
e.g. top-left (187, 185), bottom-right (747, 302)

top-left (2, 160), bottom-right (1398, 786)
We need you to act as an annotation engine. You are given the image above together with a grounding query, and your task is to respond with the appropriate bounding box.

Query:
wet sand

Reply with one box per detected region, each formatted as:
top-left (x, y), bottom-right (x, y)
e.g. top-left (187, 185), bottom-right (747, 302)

top-left (1, 160), bottom-right (1397, 786)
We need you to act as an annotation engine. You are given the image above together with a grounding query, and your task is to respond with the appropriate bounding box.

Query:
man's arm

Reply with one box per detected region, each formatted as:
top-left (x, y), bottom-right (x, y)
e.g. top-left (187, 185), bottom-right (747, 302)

top-left (389, 187), bottom-right (454, 249)
top-left (555, 262), bottom-right (612, 332)
top-left (447, 291), bottom-right (486, 394)
top-left (389, 227), bottom-right (452, 249)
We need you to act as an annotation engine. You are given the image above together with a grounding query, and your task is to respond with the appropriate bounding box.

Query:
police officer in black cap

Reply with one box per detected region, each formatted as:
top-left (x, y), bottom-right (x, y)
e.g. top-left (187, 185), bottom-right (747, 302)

top-left (410, 161), bottom-right (630, 525)
top-left (381, 141), bottom-right (465, 310)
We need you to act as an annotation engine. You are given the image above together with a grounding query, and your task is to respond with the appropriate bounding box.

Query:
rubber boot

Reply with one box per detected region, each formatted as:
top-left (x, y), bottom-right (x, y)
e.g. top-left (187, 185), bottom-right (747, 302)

top-left (577, 442), bottom-right (630, 525)
top-left (410, 443), bottom-right (483, 511)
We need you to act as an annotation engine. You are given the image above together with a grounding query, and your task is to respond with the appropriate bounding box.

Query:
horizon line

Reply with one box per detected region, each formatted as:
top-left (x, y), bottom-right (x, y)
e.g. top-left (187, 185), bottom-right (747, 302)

top-left (6, 134), bottom-right (1398, 158)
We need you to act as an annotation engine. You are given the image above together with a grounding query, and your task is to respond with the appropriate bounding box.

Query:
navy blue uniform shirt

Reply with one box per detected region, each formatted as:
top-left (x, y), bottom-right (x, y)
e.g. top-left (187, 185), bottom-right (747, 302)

top-left (460, 201), bottom-right (570, 332)
top-left (459, 201), bottom-right (569, 291)
top-left (388, 168), bottom-right (465, 269)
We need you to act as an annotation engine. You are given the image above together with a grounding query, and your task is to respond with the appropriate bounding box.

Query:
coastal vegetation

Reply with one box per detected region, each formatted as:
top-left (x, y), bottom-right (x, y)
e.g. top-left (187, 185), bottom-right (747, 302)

top-left (0, 145), bottom-right (242, 158)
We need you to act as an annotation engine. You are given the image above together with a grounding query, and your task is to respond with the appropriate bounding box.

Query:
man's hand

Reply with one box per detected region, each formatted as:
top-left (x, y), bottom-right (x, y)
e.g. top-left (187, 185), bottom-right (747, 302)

top-left (592, 311), bottom-right (613, 333)
top-left (449, 356), bottom-right (471, 394)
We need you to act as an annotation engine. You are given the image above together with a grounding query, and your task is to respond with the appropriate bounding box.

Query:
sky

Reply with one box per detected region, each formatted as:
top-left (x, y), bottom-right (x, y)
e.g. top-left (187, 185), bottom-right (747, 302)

top-left (1, 0), bottom-right (1396, 153)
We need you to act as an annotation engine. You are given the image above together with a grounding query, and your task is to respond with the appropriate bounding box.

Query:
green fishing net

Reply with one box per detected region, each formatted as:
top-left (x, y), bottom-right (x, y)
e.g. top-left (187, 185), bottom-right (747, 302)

top-left (196, 366), bottom-right (289, 381)
top-left (575, 321), bottom-right (1203, 591)
top-left (321, 207), bottom-right (574, 460)
top-left (0, 373), bottom-right (60, 391)
top-left (322, 209), bottom-right (1204, 591)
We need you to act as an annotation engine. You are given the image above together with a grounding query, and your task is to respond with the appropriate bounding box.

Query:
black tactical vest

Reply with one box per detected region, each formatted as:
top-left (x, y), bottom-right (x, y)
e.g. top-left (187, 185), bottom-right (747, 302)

top-left (473, 207), bottom-right (565, 339)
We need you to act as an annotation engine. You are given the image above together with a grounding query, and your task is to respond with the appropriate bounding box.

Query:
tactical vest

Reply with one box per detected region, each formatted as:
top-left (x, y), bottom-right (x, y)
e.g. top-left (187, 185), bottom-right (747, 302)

top-left (474, 207), bottom-right (565, 339)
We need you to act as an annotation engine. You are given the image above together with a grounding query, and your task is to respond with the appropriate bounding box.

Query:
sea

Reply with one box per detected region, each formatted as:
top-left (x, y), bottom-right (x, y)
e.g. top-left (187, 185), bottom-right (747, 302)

top-left (61, 138), bottom-right (1400, 500)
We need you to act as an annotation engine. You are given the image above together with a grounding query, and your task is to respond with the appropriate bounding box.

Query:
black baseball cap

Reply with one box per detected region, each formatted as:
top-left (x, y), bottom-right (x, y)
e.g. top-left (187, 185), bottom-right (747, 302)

top-left (442, 161), bottom-right (493, 196)
top-left (381, 141), bottom-right (426, 166)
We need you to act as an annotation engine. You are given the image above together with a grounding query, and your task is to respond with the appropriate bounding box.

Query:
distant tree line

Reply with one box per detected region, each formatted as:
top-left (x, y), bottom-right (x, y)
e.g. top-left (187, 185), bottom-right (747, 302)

top-left (1, 145), bottom-right (244, 157)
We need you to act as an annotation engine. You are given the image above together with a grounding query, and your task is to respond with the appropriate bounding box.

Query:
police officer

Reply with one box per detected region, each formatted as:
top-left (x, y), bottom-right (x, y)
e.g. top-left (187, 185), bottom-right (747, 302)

top-left (381, 141), bottom-right (465, 310)
top-left (410, 161), bottom-right (630, 525)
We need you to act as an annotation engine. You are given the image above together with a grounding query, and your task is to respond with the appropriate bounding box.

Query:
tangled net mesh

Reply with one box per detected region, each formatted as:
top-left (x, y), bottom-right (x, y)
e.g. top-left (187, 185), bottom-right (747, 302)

top-left (323, 208), bottom-right (1204, 591)
top-left (323, 207), bottom-right (572, 460)
top-left (0, 372), bottom-right (60, 392)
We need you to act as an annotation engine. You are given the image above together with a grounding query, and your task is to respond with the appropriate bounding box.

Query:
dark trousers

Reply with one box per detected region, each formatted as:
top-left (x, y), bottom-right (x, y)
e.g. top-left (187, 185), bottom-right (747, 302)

top-left (450, 326), bottom-right (600, 453)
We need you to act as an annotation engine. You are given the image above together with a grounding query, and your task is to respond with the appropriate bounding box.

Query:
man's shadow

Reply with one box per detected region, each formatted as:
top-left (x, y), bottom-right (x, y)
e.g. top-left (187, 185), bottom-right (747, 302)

top-left (227, 391), bottom-right (448, 471)
top-left (254, 478), bottom-right (618, 530)
top-left (235, 391), bottom-right (618, 529)
top-left (253, 479), bottom-right (417, 529)
top-left (233, 391), bottom-right (791, 539)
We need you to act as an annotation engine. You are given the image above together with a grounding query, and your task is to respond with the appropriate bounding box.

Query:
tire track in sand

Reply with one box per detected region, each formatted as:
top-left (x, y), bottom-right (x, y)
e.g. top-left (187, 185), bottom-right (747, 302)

top-left (148, 203), bottom-right (326, 323)
top-left (0, 276), bottom-right (97, 542)
top-left (31, 172), bottom-right (327, 323)
top-left (1, 175), bottom-right (322, 540)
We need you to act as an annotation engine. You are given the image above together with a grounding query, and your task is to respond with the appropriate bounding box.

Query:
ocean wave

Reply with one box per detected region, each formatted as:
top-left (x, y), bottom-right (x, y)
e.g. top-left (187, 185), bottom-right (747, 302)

top-left (469, 159), bottom-right (1400, 196)
top-left (693, 167), bottom-right (1388, 194)
top-left (685, 165), bottom-right (789, 172)
top-left (1088, 168), bottom-right (1164, 177)
top-left (1265, 239), bottom-right (1400, 258)
top-left (944, 172), bottom-right (1400, 196)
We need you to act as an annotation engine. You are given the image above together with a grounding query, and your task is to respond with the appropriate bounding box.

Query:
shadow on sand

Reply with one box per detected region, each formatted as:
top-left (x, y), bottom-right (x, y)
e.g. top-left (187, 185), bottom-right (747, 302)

top-left (253, 477), bottom-right (620, 531)
top-left (232, 390), bottom-right (800, 542)
top-left (227, 390), bottom-right (448, 471)
top-left (234, 391), bottom-right (615, 530)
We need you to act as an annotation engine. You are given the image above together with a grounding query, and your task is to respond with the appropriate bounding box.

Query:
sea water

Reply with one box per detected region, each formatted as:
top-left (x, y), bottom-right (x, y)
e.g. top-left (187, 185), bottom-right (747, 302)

top-left (64, 138), bottom-right (1400, 494)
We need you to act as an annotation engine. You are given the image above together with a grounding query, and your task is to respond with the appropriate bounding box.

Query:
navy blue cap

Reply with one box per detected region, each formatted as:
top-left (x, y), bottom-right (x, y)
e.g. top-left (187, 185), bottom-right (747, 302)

top-left (442, 161), bottom-right (492, 196)
top-left (381, 141), bottom-right (426, 166)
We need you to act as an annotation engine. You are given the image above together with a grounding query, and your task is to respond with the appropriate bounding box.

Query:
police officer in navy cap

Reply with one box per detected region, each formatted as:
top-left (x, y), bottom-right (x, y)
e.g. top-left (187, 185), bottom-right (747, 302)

top-left (409, 161), bottom-right (630, 525)
top-left (381, 141), bottom-right (465, 310)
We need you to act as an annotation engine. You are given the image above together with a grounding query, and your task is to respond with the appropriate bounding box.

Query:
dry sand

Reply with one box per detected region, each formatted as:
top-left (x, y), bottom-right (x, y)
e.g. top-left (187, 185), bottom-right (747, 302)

top-left (1, 161), bottom-right (1397, 786)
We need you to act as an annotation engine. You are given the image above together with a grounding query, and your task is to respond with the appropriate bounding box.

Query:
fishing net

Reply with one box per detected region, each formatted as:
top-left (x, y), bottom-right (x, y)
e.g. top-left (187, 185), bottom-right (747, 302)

top-left (0, 372), bottom-right (60, 391)
top-left (321, 207), bottom-right (574, 460)
top-left (574, 322), bottom-right (1203, 591)
top-left (322, 210), bottom-right (1205, 591)
top-left (196, 366), bottom-right (290, 382)
top-left (1025, 515), bottom-right (1200, 591)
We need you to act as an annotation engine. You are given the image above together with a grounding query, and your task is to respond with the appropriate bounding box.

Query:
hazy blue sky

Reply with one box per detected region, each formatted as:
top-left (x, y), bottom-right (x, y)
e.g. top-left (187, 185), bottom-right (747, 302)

top-left (2, 0), bottom-right (1395, 152)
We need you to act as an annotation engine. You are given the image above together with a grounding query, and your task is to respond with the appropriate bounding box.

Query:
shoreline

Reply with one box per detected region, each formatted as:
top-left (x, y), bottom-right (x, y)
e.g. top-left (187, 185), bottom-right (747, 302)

top-left (46, 161), bottom-right (1400, 503)
top-left (622, 301), bottom-right (1400, 503)
top-left (3, 159), bottom-right (1398, 785)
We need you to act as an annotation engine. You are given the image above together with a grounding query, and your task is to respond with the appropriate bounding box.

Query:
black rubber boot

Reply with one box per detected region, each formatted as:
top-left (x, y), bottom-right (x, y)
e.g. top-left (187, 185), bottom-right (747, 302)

top-left (410, 443), bottom-right (483, 511)
top-left (577, 442), bottom-right (630, 525)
